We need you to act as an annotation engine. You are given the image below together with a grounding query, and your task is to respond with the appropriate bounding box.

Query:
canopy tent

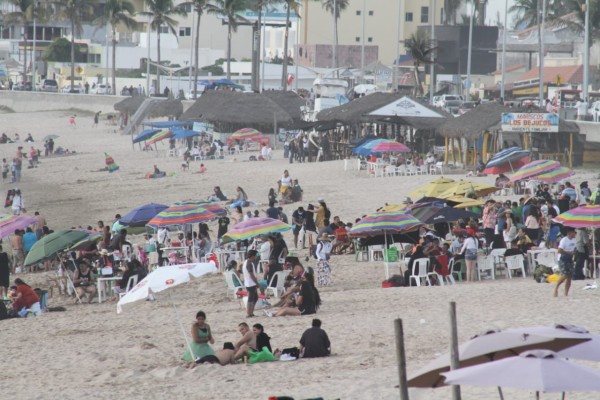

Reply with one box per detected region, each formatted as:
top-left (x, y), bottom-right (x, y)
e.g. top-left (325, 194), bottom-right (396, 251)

top-left (133, 129), bottom-right (161, 144)
top-left (170, 129), bottom-right (200, 140)
top-left (142, 120), bottom-right (193, 128)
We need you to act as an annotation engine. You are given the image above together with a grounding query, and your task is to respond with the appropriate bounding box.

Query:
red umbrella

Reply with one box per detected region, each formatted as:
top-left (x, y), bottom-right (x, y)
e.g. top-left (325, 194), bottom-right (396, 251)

top-left (483, 155), bottom-right (530, 175)
top-left (371, 140), bottom-right (410, 153)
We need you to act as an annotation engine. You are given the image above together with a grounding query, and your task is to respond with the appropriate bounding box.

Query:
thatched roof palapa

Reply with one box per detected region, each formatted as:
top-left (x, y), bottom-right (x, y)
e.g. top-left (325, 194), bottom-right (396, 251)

top-left (261, 90), bottom-right (306, 122)
top-left (114, 97), bottom-right (183, 118)
top-left (440, 102), bottom-right (579, 139)
top-left (179, 91), bottom-right (236, 121)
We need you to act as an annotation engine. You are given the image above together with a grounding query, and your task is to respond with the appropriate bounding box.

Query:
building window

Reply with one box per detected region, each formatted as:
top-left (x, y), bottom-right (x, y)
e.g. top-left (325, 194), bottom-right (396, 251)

top-left (159, 26), bottom-right (169, 34)
top-left (405, 12), bottom-right (413, 22)
top-left (368, 10), bottom-right (373, 16)
top-left (356, 10), bottom-right (361, 16)
top-left (368, 37), bottom-right (372, 43)
top-left (179, 27), bottom-right (191, 37)
top-left (183, 3), bottom-right (192, 12)
top-left (421, 6), bottom-right (429, 23)
top-left (355, 37), bottom-right (360, 42)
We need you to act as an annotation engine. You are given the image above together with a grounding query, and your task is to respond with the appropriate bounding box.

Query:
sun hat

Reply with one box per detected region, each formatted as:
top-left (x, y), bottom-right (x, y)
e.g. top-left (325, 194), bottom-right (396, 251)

top-left (319, 233), bottom-right (331, 241)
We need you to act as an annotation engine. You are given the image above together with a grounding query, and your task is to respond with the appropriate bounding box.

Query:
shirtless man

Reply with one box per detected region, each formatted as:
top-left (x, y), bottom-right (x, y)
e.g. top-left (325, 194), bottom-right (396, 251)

top-left (9, 229), bottom-right (24, 273)
top-left (33, 211), bottom-right (46, 239)
top-left (233, 322), bottom-right (257, 361)
top-left (196, 342), bottom-right (236, 365)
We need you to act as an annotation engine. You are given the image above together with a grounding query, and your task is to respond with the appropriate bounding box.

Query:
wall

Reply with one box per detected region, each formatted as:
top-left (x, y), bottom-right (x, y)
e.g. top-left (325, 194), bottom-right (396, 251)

top-left (0, 91), bottom-right (125, 114)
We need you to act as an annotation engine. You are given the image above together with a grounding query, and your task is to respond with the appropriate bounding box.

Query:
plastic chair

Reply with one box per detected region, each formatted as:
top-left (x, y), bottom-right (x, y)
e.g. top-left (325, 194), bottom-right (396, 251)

top-left (505, 254), bottom-right (527, 278)
top-left (265, 270), bottom-right (289, 298)
top-left (122, 244), bottom-right (133, 262)
top-left (368, 245), bottom-right (385, 262)
top-left (354, 240), bottom-right (369, 262)
top-left (409, 258), bottom-right (431, 287)
top-left (118, 275), bottom-right (139, 298)
top-left (490, 248), bottom-right (507, 278)
top-left (536, 251), bottom-right (558, 270)
top-left (224, 270), bottom-right (245, 300)
top-left (449, 258), bottom-right (466, 281)
top-left (477, 254), bottom-right (496, 280)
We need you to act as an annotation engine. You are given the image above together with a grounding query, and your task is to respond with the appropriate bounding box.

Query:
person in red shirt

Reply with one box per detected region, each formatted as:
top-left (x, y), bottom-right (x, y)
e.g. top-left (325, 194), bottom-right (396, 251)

top-left (332, 222), bottom-right (351, 254)
top-left (12, 278), bottom-right (40, 316)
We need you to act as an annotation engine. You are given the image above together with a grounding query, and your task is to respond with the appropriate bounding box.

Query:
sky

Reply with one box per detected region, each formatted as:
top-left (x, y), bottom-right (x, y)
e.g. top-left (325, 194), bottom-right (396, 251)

top-left (486, 0), bottom-right (517, 28)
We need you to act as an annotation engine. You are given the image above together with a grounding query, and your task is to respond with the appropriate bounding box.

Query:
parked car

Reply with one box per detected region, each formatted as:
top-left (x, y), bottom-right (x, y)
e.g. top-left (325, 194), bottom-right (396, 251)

top-left (12, 81), bottom-right (33, 91)
top-left (432, 95), bottom-right (443, 107)
top-left (589, 101), bottom-right (600, 122)
top-left (61, 84), bottom-right (84, 93)
top-left (440, 95), bottom-right (463, 114)
top-left (92, 84), bottom-right (112, 95)
top-left (40, 79), bottom-right (59, 92)
top-left (458, 101), bottom-right (477, 115)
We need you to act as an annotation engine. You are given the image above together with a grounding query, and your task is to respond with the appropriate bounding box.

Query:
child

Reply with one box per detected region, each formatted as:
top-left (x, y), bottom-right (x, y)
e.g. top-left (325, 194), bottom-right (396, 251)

top-left (69, 115), bottom-right (77, 128)
top-left (199, 163), bottom-right (207, 174)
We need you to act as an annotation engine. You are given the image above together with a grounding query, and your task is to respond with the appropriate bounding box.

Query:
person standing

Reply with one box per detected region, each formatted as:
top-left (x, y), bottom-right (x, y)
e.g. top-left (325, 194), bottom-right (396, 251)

top-left (292, 206), bottom-right (306, 249)
top-left (92, 111), bottom-right (101, 127)
top-left (315, 233), bottom-right (333, 286)
top-left (482, 200), bottom-right (497, 246)
top-left (9, 230), bottom-right (24, 274)
top-left (288, 138), bottom-right (296, 164)
top-left (573, 228), bottom-right (590, 280)
top-left (554, 228), bottom-right (577, 297)
top-left (459, 232), bottom-right (479, 282)
top-left (242, 250), bottom-right (259, 318)
top-left (576, 97), bottom-right (588, 121)
top-left (300, 318), bottom-right (331, 358)
top-left (0, 245), bottom-right (9, 299)
top-left (11, 189), bottom-right (24, 215)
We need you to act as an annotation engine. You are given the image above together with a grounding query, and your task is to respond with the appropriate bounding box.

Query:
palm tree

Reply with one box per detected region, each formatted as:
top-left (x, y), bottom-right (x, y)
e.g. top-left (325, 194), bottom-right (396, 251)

top-left (443, 0), bottom-right (463, 25)
top-left (95, 0), bottom-right (137, 95)
top-left (142, 0), bottom-right (186, 94)
top-left (180, 0), bottom-right (211, 99)
top-left (4, 0), bottom-right (43, 81)
top-left (280, 0), bottom-right (299, 90)
top-left (320, 0), bottom-right (349, 69)
top-left (509, 0), bottom-right (542, 29)
top-left (207, 0), bottom-right (250, 80)
top-left (404, 30), bottom-right (436, 96)
top-left (54, 0), bottom-right (96, 90)
top-left (551, 0), bottom-right (600, 40)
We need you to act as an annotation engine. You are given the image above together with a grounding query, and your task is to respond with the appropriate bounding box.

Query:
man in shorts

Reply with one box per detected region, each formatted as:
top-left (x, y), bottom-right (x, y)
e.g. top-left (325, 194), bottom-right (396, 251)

top-left (554, 228), bottom-right (577, 297)
top-left (291, 206), bottom-right (305, 249)
top-left (242, 250), bottom-right (259, 318)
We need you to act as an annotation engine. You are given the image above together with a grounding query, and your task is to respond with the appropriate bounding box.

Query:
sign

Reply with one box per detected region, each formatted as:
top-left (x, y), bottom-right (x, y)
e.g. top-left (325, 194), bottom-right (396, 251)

top-left (220, 3), bottom-right (299, 24)
top-left (369, 96), bottom-right (444, 118)
top-left (501, 113), bottom-right (559, 133)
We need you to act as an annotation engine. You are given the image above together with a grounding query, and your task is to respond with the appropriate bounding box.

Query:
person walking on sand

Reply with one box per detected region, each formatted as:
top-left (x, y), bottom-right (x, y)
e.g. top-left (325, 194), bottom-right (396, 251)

top-left (242, 250), bottom-right (259, 318)
top-left (554, 228), bottom-right (577, 297)
top-left (69, 115), bottom-right (77, 128)
top-left (92, 111), bottom-right (101, 127)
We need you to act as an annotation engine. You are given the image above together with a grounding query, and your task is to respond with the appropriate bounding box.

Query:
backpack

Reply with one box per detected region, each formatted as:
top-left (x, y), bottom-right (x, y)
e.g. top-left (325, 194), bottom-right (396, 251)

top-left (533, 264), bottom-right (554, 283)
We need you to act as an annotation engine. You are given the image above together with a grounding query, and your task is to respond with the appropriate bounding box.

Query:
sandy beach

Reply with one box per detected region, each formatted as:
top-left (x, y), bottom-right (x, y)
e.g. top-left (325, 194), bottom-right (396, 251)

top-left (1, 109), bottom-right (600, 400)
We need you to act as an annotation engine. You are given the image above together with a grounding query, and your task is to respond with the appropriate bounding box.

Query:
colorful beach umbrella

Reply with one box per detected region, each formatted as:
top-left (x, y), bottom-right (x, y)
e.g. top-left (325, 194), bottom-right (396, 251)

top-left (483, 147), bottom-right (531, 174)
top-left (24, 229), bottom-right (90, 266)
top-left (0, 214), bottom-right (37, 239)
top-left (231, 128), bottom-right (262, 140)
top-left (352, 139), bottom-right (388, 156)
top-left (147, 203), bottom-right (220, 227)
top-left (348, 211), bottom-right (423, 237)
top-left (222, 217), bottom-right (291, 242)
top-left (370, 140), bottom-right (411, 154)
top-left (174, 200), bottom-right (228, 216)
top-left (531, 166), bottom-right (575, 183)
top-left (120, 203), bottom-right (169, 227)
top-left (554, 205), bottom-right (600, 228)
top-left (509, 159), bottom-right (561, 182)
top-left (104, 153), bottom-right (119, 173)
top-left (147, 129), bottom-right (173, 145)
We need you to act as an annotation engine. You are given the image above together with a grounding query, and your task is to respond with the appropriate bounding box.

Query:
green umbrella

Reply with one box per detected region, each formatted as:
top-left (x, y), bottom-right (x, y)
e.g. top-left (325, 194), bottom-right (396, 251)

top-left (24, 229), bottom-right (89, 266)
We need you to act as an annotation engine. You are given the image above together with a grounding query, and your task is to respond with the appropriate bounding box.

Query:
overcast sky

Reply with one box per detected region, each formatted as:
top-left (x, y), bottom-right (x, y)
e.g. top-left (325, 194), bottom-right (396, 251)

top-left (486, 0), bottom-right (517, 28)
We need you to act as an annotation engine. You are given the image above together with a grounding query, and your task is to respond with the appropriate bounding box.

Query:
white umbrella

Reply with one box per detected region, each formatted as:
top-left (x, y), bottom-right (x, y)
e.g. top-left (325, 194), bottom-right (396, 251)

top-left (442, 350), bottom-right (600, 398)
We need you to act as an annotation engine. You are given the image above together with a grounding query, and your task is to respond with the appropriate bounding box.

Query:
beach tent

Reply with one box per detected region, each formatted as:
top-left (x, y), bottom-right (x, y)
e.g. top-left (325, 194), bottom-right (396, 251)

top-left (170, 129), bottom-right (200, 140)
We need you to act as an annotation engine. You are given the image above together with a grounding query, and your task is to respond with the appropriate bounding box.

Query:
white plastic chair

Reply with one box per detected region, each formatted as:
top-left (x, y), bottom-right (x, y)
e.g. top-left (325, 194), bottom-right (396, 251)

top-left (118, 275), bottom-right (138, 299)
top-left (368, 245), bottom-right (385, 262)
top-left (224, 270), bottom-right (245, 307)
top-left (489, 248), bottom-right (507, 277)
top-left (409, 258), bottom-right (431, 287)
top-left (121, 244), bottom-right (133, 262)
top-left (536, 251), bottom-right (558, 270)
top-left (477, 254), bottom-right (496, 280)
top-left (505, 254), bottom-right (527, 278)
top-left (265, 270), bottom-right (289, 298)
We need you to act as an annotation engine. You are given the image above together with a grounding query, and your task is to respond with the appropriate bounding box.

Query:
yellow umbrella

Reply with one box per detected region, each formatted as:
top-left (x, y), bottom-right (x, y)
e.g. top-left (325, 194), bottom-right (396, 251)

top-left (454, 200), bottom-right (485, 209)
top-left (438, 181), bottom-right (499, 199)
top-left (444, 195), bottom-right (484, 204)
top-left (408, 177), bottom-right (457, 199)
top-left (379, 204), bottom-right (406, 212)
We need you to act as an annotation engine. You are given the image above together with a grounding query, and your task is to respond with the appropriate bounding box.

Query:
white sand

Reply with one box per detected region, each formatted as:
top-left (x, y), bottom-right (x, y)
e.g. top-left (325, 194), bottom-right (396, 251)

top-left (2, 109), bottom-right (600, 400)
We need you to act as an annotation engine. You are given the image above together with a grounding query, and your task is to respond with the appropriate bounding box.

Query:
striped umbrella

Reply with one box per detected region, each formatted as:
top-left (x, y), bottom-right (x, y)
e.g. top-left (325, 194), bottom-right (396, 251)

top-left (531, 166), bottom-right (576, 183)
top-left (483, 147), bottom-right (531, 174)
top-left (174, 200), bottom-right (228, 216)
top-left (352, 139), bottom-right (388, 156)
top-left (147, 129), bottom-right (173, 145)
top-left (231, 128), bottom-right (262, 140)
top-left (348, 211), bottom-right (423, 237)
top-left (223, 217), bottom-right (291, 242)
top-left (147, 203), bottom-right (220, 227)
top-left (0, 214), bottom-right (37, 239)
top-left (371, 140), bottom-right (411, 153)
top-left (509, 160), bottom-right (561, 182)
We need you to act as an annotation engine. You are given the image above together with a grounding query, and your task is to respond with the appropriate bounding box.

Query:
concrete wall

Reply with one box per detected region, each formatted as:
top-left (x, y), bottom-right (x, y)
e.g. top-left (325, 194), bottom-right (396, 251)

top-left (0, 91), bottom-right (125, 114)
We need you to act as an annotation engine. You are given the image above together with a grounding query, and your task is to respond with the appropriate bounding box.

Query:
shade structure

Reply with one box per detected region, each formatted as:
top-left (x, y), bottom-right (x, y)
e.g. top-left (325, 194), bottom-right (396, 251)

top-left (453, 199), bottom-right (486, 209)
top-left (408, 177), bottom-right (457, 199)
top-left (414, 197), bottom-right (461, 207)
top-left (411, 206), bottom-right (480, 224)
top-left (437, 181), bottom-right (499, 199)
top-left (120, 203), bottom-right (169, 227)
top-left (146, 129), bottom-right (173, 145)
top-left (348, 211), bottom-right (423, 237)
top-left (117, 262), bottom-right (217, 313)
top-left (132, 129), bottom-right (160, 144)
top-left (223, 217), bottom-right (291, 242)
top-left (170, 128), bottom-right (199, 140)
top-left (553, 205), bottom-right (600, 228)
top-left (352, 138), bottom-right (388, 156)
top-left (24, 229), bottom-right (90, 266)
top-left (147, 204), bottom-right (220, 227)
top-left (532, 166), bottom-right (576, 183)
top-left (0, 214), bottom-right (37, 239)
top-left (509, 159), bottom-right (561, 182)
top-left (370, 140), bottom-right (410, 153)
top-left (407, 328), bottom-right (589, 388)
top-left (483, 147), bottom-right (531, 174)
top-left (444, 195), bottom-right (485, 206)
top-left (442, 350), bottom-right (600, 393)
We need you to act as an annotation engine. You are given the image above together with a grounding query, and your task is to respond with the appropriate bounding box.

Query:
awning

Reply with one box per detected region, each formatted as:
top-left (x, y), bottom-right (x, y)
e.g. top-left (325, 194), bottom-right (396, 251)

top-left (171, 129), bottom-right (200, 140)
top-left (142, 121), bottom-right (193, 128)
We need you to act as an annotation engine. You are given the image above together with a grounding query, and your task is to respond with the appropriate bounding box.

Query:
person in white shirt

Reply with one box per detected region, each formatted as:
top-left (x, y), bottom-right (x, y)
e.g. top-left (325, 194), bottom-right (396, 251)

top-left (576, 98), bottom-right (588, 121)
top-left (554, 228), bottom-right (577, 297)
top-left (315, 233), bottom-right (333, 286)
top-left (242, 250), bottom-right (259, 318)
top-left (11, 189), bottom-right (24, 215)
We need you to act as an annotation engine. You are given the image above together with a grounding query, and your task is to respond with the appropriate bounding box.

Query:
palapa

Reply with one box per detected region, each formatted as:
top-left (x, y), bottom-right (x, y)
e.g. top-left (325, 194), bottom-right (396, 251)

top-left (114, 97), bottom-right (183, 119)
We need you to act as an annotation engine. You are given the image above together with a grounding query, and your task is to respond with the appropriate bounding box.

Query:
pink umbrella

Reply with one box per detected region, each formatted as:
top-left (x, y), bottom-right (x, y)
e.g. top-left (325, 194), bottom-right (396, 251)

top-left (531, 166), bottom-right (576, 183)
top-left (0, 214), bottom-right (37, 239)
top-left (371, 140), bottom-right (410, 153)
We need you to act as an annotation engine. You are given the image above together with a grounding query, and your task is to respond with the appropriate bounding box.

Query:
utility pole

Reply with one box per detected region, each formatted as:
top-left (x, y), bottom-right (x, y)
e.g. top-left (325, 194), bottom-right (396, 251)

top-left (393, 0), bottom-right (402, 92)
top-left (32, 2), bottom-right (36, 91)
top-left (583, 0), bottom-right (590, 101)
top-left (537, 0), bottom-right (546, 106)
top-left (466, 0), bottom-right (475, 101)
top-left (332, 0), bottom-right (337, 70)
top-left (500, 0), bottom-right (508, 102)
top-left (429, 0), bottom-right (436, 105)
top-left (360, 0), bottom-right (365, 84)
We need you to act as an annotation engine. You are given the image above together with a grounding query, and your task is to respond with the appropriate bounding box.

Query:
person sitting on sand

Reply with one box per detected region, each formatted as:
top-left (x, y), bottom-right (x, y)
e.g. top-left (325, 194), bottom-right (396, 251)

top-left (253, 323), bottom-right (272, 353)
top-left (264, 272), bottom-right (320, 317)
top-left (12, 278), bottom-right (41, 316)
top-left (300, 318), bottom-right (331, 358)
top-left (182, 311), bottom-right (215, 362)
top-left (234, 322), bottom-right (257, 361)
top-left (196, 342), bottom-right (236, 365)
top-left (229, 186), bottom-right (248, 208)
top-left (207, 186), bottom-right (227, 202)
top-left (273, 261), bottom-right (304, 307)
top-left (72, 259), bottom-right (97, 303)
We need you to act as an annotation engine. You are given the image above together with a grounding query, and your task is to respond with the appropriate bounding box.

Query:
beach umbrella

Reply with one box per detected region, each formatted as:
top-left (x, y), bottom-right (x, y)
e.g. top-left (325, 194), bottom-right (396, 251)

top-left (147, 129), bottom-right (173, 145)
top-left (453, 199), bottom-right (486, 209)
top-left (0, 214), bottom-right (37, 239)
top-left (509, 159), bottom-right (561, 182)
top-left (414, 197), bottom-right (461, 207)
top-left (117, 262), bottom-right (218, 360)
top-left (411, 206), bottom-right (480, 224)
top-left (230, 128), bottom-right (262, 141)
top-left (349, 211), bottom-right (423, 238)
top-left (483, 147), bottom-right (531, 174)
top-left (437, 181), bottom-right (499, 199)
top-left (407, 328), bottom-right (589, 388)
top-left (104, 153), bottom-right (119, 173)
top-left (69, 232), bottom-right (103, 251)
top-left (24, 229), bottom-right (90, 266)
top-left (174, 200), bottom-right (228, 216)
top-left (222, 217), bottom-right (291, 242)
top-left (531, 166), bottom-right (575, 183)
top-left (352, 139), bottom-right (388, 156)
top-left (132, 129), bottom-right (160, 144)
top-left (170, 129), bottom-right (199, 140)
top-left (408, 177), bottom-right (457, 199)
top-left (147, 203), bottom-right (220, 227)
top-left (42, 134), bottom-right (59, 142)
top-left (442, 350), bottom-right (600, 398)
top-left (370, 140), bottom-right (411, 154)
top-left (120, 203), bottom-right (169, 227)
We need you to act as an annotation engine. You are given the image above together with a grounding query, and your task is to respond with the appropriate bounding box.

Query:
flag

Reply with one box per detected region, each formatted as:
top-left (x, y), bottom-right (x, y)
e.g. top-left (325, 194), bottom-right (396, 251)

top-left (105, 152), bottom-right (119, 173)
top-left (287, 73), bottom-right (294, 86)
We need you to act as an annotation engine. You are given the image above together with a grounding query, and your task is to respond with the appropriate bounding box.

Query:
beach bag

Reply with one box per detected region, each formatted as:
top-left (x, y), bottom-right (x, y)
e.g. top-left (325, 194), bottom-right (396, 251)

top-left (248, 347), bottom-right (276, 364)
top-left (0, 300), bottom-right (8, 320)
top-left (533, 264), bottom-right (554, 283)
top-left (281, 347), bottom-right (300, 359)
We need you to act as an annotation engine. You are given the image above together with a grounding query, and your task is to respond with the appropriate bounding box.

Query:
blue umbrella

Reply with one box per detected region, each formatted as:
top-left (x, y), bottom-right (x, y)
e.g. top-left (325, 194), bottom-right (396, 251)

top-left (352, 139), bottom-right (388, 156)
top-left (133, 129), bottom-right (161, 144)
top-left (120, 203), bottom-right (169, 227)
top-left (484, 147), bottom-right (531, 174)
top-left (171, 129), bottom-right (200, 140)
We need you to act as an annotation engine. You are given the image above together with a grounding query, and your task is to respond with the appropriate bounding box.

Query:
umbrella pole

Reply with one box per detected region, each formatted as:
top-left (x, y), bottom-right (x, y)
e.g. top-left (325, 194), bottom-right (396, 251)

top-left (168, 290), bottom-right (195, 361)
top-left (496, 386), bottom-right (504, 400)
top-left (61, 258), bottom-right (82, 304)
top-left (449, 301), bottom-right (462, 400)
top-left (535, 391), bottom-right (539, 400)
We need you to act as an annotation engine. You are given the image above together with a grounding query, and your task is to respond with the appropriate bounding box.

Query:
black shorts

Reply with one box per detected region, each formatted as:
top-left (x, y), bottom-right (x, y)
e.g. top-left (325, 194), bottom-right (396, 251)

top-left (196, 355), bottom-right (220, 364)
top-left (293, 225), bottom-right (302, 235)
top-left (246, 286), bottom-right (258, 304)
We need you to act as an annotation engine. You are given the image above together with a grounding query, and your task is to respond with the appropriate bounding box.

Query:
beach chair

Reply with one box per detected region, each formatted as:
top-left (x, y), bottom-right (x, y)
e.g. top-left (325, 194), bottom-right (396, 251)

top-left (505, 255), bottom-right (527, 278)
top-left (224, 270), bottom-right (245, 300)
top-left (354, 240), bottom-right (369, 262)
top-left (536, 251), bottom-right (558, 271)
top-left (409, 258), bottom-right (431, 287)
top-left (449, 258), bottom-right (465, 281)
top-left (265, 270), bottom-right (289, 298)
top-left (368, 245), bottom-right (385, 262)
top-left (477, 254), bottom-right (496, 280)
top-left (490, 248), bottom-right (507, 278)
top-left (118, 275), bottom-right (138, 299)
